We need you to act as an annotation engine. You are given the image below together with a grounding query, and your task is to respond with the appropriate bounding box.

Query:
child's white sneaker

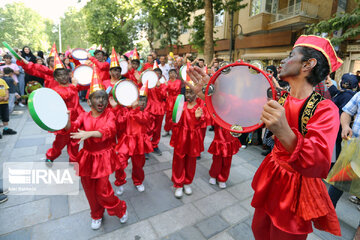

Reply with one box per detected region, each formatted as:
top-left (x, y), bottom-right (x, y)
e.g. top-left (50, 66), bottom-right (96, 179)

top-left (174, 188), bottom-right (183, 198)
top-left (209, 177), bottom-right (216, 185)
top-left (116, 185), bottom-right (124, 195)
top-left (120, 210), bottom-right (128, 224)
top-left (136, 184), bottom-right (145, 192)
top-left (218, 182), bottom-right (227, 189)
top-left (91, 218), bottom-right (102, 230)
top-left (183, 185), bottom-right (192, 195)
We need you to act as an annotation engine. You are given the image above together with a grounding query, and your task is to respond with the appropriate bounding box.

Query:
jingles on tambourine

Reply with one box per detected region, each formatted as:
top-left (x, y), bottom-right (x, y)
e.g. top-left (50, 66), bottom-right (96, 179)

top-left (202, 60), bottom-right (277, 137)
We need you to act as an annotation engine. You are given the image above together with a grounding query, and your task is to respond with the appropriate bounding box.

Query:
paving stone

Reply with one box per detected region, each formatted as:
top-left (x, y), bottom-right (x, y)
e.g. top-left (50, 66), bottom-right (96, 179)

top-left (239, 197), bottom-right (254, 214)
top-left (191, 177), bottom-right (216, 195)
top-left (180, 180), bottom-right (208, 204)
top-left (221, 203), bottom-right (251, 225)
top-left (152, 150), bottom-right (172, 163)
top-left (10, 146), bottom-right (38, 159)
top-left (143, 162), bottom-right (172, 175)
top-left (0, 198), bottom-right (50, 235)
top-left (93, 220), bottom-right (158, 240)
top-left (209, 231), bottom-right (235, 240)
top-left (0, 195), bottom-right (34, 209)
top-left (36, 144), bottom-right (52, 155)
top-left (194, 191), bottom-right (237, 217)
top-left (227, 165), bottom-right (254, 186)
top-left (14, 137), bottom-right (45, 148)
top-left (307, 233), bottom-right (323, 240)
top-left (226, 179), bottom-right (253, 201)
top-left (231, 155), bottom-right (247, 166)
top-left (313, 219), bottom-right (356, 240)
top-left (227, 222), bottom-right (255, 240)
top-left (0, 227), bottom-right (32, 240)
top-left (163, 169), bottom-right (172, 180)
top-left (45, 135), bottom-right (56, 144)
top-left (196, 215), bottom-right (230, 238)
top-left (149, 204), bottom-right (205, 238)
top-left (162, 226), bottom-right (206, 240)
top-left (68, 190), bottom-right (90, 215)
top-left (49, 195), bottom-right (69, 220)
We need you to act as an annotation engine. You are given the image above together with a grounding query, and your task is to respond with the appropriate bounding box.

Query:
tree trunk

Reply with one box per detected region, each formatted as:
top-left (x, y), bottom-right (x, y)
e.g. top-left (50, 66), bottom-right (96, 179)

top-left (204, 0), bottom-right (214, 65)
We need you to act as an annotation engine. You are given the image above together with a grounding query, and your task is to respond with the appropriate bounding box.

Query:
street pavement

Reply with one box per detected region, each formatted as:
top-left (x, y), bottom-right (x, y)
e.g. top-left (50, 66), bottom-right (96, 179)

top-left (0, 103), bottom-right (358, 240)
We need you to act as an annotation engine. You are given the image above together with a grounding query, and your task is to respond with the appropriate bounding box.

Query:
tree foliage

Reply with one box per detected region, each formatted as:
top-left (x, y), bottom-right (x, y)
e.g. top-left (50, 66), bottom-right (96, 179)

top-left (83, 0), bottom-right (140, 53)
top-left (0, 2), bottom-right (49, 50)
top-left (307, 0), bottom-right (360, 46)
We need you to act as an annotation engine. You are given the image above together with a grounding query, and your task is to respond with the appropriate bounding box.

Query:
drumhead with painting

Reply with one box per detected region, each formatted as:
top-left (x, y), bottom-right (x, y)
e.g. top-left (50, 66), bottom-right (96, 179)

top-left (172, 94), bottom-right (185, 123)
top-left (141, 70), bottom-right (158, 89)
top-left (72, 48), bottom-right (88, 60)
top-left (73, 65), bottom-right (93, 86)
top-left (112, 80), bottom-right (139, 107)
top-left (120, 60), bottom-right (128, 75)
top-left (204, 61), bottom-right (275, 134)
top-left (28, 88), bottom-right (68, 132)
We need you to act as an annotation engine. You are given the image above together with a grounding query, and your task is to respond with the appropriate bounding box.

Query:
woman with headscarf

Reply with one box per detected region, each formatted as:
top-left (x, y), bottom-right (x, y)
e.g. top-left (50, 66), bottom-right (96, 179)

top-left (21, 46), bottom-right (37, 85)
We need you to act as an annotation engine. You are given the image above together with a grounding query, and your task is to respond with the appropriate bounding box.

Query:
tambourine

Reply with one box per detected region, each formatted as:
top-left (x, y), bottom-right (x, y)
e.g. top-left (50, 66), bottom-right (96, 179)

top-left (2, 42), bottom-right (21, 60)
top-left (172, 94), bottom-right (185, 123)
top-left (141, 70), bottom-right (158, 89)
top-left (120, 60), bottom-right (128, 75)
top-left (179, 65), bottom-right (187, 81)
top-left (28, 88), bottom-right (68, 131)
top-left (71, 48), bottom-right (88, 60)
top-left (25, 81), bottom-right (42, 95)
top-left (73, 65), bottom-right (93, 86)
top-left (112, 80), bottom-right (139, 107)
top-left (203, 60), bottom-right (276, 136)
top-left (159, 75), bottom-right (167, 84)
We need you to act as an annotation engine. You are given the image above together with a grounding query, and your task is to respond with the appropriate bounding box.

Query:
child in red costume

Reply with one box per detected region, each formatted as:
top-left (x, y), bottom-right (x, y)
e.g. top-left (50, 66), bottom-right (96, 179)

top-left (185, 35), bottom-right (343, 239)
top-left (70, 87), bottom-right (128, 230)
top-left (17, 56), bottom-right (58, 89)
top-left (114, 87), bottom-right (153, 193)
top-left (146, 68), bottom-right (167, 156)
top-left (208, 124), bottom-right (241, 189)
top-left (171, 87), bottom-right (204, 198)
top-left (163, 69), bottom-right (181, 136)
top-left (87, 50), bottom-right (110, 81)
top-left (123, 59), bottom-right (142, 89)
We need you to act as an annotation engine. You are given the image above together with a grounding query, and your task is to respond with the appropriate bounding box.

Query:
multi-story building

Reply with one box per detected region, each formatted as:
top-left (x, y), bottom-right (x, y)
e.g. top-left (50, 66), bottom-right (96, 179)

top-left (154, 0), bottom-right (359, 75)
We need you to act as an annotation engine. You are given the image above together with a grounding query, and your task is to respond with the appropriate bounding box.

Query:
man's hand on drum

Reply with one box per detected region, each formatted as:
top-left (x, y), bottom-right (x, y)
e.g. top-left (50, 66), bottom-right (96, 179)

top-left (72, 78), bottom-right (78, 86)
top-left (70, 129), bottom-right (102, 143)
top-left (186, 66), bottom-right (209, 100)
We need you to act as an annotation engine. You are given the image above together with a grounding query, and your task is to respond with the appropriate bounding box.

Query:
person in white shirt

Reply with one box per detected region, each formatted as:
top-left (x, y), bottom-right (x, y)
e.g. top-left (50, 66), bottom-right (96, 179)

top-left (159, 56), bottom-right (171, 80)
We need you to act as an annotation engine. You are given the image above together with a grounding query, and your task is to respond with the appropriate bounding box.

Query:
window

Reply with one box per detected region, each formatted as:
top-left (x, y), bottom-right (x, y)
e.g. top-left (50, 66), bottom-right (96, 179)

top-left (250, 0), bottom-right (279, 16)
top-left (214, 10), bottom-right (224, 27)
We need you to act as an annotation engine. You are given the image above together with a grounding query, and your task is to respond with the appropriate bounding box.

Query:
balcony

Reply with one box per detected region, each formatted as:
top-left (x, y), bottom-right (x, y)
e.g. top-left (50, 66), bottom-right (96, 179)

top-left (268, 2), bottom-right (319, 30)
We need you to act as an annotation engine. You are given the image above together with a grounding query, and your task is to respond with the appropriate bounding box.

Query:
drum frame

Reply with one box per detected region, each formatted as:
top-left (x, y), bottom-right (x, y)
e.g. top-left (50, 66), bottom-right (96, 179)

top-left (71, 48), bottom-right (88, 60)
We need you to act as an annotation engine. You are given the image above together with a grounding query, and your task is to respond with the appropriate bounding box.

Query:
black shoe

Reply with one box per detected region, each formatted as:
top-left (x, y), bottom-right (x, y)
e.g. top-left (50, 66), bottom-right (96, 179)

top-left (0, 194), bottom-right (8, 204)
top-left (145, 153), bottom-right (150, 160)
top-left (45, 159), bottom-right (53, 168)
top-left (197, 155), bottom-right (201, 160)
top-left (3, 128), bottom-right (17, 135)
top-left (0, 133), bottom-right (2, 139)
top-left (162, 132), bottom-right (170, 137)
top-left (0, 187), bottom-right (9, 195)
top-left (209, 126), bottom-right (214, 131)
top-left (153, 148), bottom-right (162, 156)
top-left (261, 150), bottom-right (271, 156)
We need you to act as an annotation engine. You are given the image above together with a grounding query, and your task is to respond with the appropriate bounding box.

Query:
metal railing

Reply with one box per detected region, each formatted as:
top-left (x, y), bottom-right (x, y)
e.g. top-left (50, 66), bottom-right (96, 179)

top-left (272, 2), bottom-right (318, 22)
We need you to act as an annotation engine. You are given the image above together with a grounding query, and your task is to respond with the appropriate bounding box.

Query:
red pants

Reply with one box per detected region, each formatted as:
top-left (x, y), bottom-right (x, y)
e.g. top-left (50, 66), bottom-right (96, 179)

top-left (200, 127), bottom-right (206, 143)
top-left (171, 151), bottom-right (196, 188)
top-left (81, 176), bottom-right (127, 220)
top-left (150, 114), bottom-right (164, 149)
top-left (209, 155), bottom-right (232, 182)
top-left (115, 155), bottom-right (145, 186)
top-left (252, 208), bottom-right (307, 240)
top-left (164, 110), bottom-right (172, 132)
top-left (46, 132), bottom-right (78, 162)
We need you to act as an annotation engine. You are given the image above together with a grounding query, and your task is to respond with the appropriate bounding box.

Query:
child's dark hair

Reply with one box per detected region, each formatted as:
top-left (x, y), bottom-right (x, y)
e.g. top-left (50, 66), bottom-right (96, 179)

top-left (131, 59), bottom-right (140, 65)
top-left (89, 89), bottom-right (108, 100)
top-left (298, 46), bottom-right (330, 86)
top-left (46, 56), bottom-right (54, 66)
top-left (198, 58), bottom-right (205, 62)
top-left (154, 68), bottom-right (162, 75)
top-left (94, 50), bottom-right (105, 56)
top-left (123, 55), bottom-right (129, 61)
top-left (53, 68), bottom-right (66, 78)
top-left (3, 54), bottom-right (12, 59)
top-left (169, 69), bottom-right (176, 74)
top-left (3, 67), bottom-right (14, 75)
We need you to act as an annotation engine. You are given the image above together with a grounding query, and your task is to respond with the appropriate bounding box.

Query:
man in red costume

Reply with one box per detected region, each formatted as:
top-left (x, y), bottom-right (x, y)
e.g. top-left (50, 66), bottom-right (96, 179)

top-left (142, 55), bottom-right (154, 71)
top-left (186, 35), bottom-right (343, 239)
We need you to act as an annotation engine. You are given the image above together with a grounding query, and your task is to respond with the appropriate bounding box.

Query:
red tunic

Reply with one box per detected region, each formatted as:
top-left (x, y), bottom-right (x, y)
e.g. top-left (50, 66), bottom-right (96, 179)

top-left (52, 84), bottom-right (84, 123)
top-left (251, 95), bottom-right (341, 236)
top-left (72, 108), bottom-right (121, 178)
top-left (123, 69), bottom-right (142, 88)
top-left (115, 107), bottom-right (153, 156)
top-left (146, 84), bottom-right (167, 116)
top-left (142, 63), bottom-right (153, 71)
top-left (208, 124), bottom-right (240, 157)
top-left (170, 102), bottom-right (204, 157)
top-left (89, 57), bottom-right (110, 81)
top-left (196, 98), bottom-right (213, 127)
top-left (165, 79), bottom-right (182, 112)
top-left (16, 60), bottom-right (58, 89)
